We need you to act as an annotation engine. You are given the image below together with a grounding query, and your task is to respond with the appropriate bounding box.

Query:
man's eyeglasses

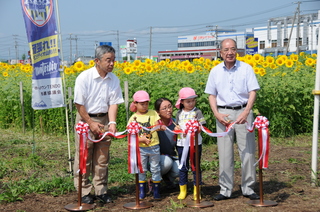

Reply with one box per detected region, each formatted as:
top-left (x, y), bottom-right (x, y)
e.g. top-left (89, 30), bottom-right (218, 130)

top-left (222, 48), bottom-right (237, 53)
top-left (160, 104), bottom-right (172, 111)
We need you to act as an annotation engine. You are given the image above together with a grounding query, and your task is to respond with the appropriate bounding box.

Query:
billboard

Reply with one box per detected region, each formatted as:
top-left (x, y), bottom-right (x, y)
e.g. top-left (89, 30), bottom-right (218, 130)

top-left (245, 37), bottom-right (258, 55)
top-left (126, 39), bottom-right (137, 54)
top-left (99, 42), bottom-right (112, 46)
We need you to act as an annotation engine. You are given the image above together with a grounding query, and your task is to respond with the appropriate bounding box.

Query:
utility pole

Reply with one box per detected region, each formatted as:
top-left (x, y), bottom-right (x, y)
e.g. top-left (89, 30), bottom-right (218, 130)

top-left (296, 1), bottom-right (301, 55)
top-left (67, 34), bottom-right (78, 65)
top-left (74, 35), bottom-right (78, 59)
top-left (206, 25), bottom-right (218, 60)
top-left (68, 34), bottom-right (72, 65)
top-left (117, 30), bottom-right (121, 61)
top-left (13, 34), bottom-right (19, 61)
top-left (149, 27), bottom-right (152, 59)
top-left (215, 25), bottom-right (219, 60)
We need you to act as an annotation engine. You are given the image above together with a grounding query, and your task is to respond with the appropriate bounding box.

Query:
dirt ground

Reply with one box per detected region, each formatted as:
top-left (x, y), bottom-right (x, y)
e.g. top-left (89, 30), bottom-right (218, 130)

top-left (1, 139), bottom-right (320, 212)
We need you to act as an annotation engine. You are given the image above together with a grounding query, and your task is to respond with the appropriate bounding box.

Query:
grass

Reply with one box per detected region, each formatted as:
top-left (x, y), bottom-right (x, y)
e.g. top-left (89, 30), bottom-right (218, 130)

top-left (0, 127), bottom-right (318, 204)
top-left (0, 127), bottom-right (135, 203)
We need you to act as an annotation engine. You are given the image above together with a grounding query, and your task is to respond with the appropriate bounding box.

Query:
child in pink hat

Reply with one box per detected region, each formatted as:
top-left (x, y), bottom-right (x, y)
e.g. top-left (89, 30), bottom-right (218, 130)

top-left (128, 90), bottom-right (162, 200)
top-left (174, 87), bottom-right (206, 200)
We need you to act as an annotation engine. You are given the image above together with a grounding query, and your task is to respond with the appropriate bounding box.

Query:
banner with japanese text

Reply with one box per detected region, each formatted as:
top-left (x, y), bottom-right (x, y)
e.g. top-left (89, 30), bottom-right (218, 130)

top-left (21, 0), bottom-right (64, 110)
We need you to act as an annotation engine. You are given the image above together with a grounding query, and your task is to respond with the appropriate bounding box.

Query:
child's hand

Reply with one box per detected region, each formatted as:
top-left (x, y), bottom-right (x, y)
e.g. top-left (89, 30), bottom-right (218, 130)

top-left (160, 124), bottom-right (166, 131)
top-left (174, 125), bottom-right (181, 131)
top-left (140, 133), bottom-right (151, 145)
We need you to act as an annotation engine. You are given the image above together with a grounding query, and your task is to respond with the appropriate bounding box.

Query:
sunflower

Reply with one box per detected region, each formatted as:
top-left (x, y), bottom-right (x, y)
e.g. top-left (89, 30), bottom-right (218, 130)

top-left (253, 67), bottom-right (260, 74)
top-left (259, 68), bottom-right (266, 76)
top-left (64, 67), bottom-right (72, 75)
top-left (2, 71), bottom-right (9, 77)
top-left (253, 54), bottom-right (261, 62)
top-left (269, 63), bottom-right (277, 69)
top-left (145, 65), bottom-right (153, 73)
top-left (266, 56), bottom-right (275, 64)
top-left (1, 63), bottom-right (8, 68)
top-left (159, 60), bottom-right (166, 66)
top-left (237, 56), bottom-right (245, 62)
top-left (145, 58), bottom-right (152, 65)
top-left (74, 61), bottom-right (85, 72)
top-left (290, 54), bottom-right (298, 61)
top-left (247, 61), bottom-right (256, 67)
top-left (262, 62), bottom-right (269, 68)
top-left (279, 55), bottom-right (287, 61)
top-left (275, 58), bottom-right (284, 66)
top-left (305, 58), bottom-right (314, 66)
top-left (124, 67), bottom-right (132, 75)
top-left (285, 59), bottom-right (294, 68)
top-left (245, 55), bottom-right (253, 61)
top-left (186, 65), bottom-right (195, 73)
top-left (89, 60), bottom-right (95, 67)
top-left (133, 60), bottom-right (141, 67)
top-left (182, 60), bottom-right (190, 67)
top-left (25, 66), bottom-right (31, 73)
top-left (205, 58), bottom-right (211, 66)
top-left (195, 65), bottom-right (202, 72)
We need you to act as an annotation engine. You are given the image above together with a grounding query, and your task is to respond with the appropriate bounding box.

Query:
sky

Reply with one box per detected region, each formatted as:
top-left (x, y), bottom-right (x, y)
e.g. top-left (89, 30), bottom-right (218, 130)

top-left (0, 0), bottom-right (319, 62)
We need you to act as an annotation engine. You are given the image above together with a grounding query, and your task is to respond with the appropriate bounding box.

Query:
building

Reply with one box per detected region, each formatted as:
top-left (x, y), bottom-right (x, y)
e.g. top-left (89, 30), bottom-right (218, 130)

top-left (158, 10), bottom-right (319, 61)
top-left (254, 10), bottom-right (320, 56)
top-left (158, 29), bottom-right (250, 61)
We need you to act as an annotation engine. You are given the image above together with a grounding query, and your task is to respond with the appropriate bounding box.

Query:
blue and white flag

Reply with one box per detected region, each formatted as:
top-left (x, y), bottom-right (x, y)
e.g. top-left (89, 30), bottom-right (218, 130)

top-left (21, 0), bottom-right (64, 110)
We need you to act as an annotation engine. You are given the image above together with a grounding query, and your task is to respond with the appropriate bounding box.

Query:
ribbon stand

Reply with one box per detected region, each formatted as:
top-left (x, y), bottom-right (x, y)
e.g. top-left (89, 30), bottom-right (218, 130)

top-left (247, 127), bottom-right (277, 207)
top-left (65, 139), bottom-right (94, 211)
top-left (65, 173), bottom-right (94, 211)
top-left (187, 131), bottom-right (214, 208)
top-left (123, 173), bottom-right (153, 209)
top-left (123, 118), bottom-right (153, 209)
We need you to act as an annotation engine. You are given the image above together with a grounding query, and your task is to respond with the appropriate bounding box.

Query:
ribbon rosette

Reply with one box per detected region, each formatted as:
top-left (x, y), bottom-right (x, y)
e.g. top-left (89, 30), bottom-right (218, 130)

top-left (248, 116), bottom-right (270, 169)
top-left (179, 120), bottom-right (200, 171)
top-left (127, 121), bottom-right (144, 174)
top-left (76, 121), bottom-right (89, 174)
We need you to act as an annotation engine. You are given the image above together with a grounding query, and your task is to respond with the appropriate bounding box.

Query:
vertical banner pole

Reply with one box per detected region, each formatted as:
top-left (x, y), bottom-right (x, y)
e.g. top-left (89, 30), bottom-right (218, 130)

top-left (55, 0), bottom-right (72, 174)
top-left (20, 81), bottom-right (25, 134)
top-left (311, 31), bottom-right (320, 185)
top-left (124, 81), bottom-right (129, 122)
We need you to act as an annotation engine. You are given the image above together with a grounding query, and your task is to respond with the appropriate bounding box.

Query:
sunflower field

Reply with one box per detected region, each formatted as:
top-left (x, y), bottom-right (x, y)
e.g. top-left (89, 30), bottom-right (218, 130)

top-left (0, 52), bottom-right (317, 140)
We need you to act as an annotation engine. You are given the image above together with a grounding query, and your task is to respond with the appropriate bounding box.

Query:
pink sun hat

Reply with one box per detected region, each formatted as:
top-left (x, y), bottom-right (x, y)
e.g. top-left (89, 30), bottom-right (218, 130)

top-left (175, 87), bottom-right (198, 109)
top-left (129, 90), bottom-right (150, 112)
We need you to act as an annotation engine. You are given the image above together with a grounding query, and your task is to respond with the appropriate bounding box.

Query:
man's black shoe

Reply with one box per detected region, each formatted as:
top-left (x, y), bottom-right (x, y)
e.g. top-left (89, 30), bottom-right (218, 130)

top-left (243, 193), bottom-right (260, 200)
top-left (96, 194), bottom-right (112, 203)
top-left (81, 194), bottom-right (94, 204)
top-left (213, 194), bottom-right (229, 201)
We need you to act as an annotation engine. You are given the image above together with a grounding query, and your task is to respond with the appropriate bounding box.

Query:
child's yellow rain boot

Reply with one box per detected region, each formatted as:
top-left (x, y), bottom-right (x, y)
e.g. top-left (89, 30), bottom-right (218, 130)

top-left (177, 184), bottom-right (187, 199)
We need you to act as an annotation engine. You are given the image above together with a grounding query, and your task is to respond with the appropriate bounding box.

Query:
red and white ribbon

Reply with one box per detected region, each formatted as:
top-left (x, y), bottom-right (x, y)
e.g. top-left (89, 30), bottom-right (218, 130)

top-left (200, 122), bottom-right (236, 137)
top-left (127, 121), bottom-right (144, 174)
top-left (247, 116), bottom-right (270, 169)
top-left (178, 120), bottom-right (200, 171)
top-left (75, 121), bottom-right (89, 174)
